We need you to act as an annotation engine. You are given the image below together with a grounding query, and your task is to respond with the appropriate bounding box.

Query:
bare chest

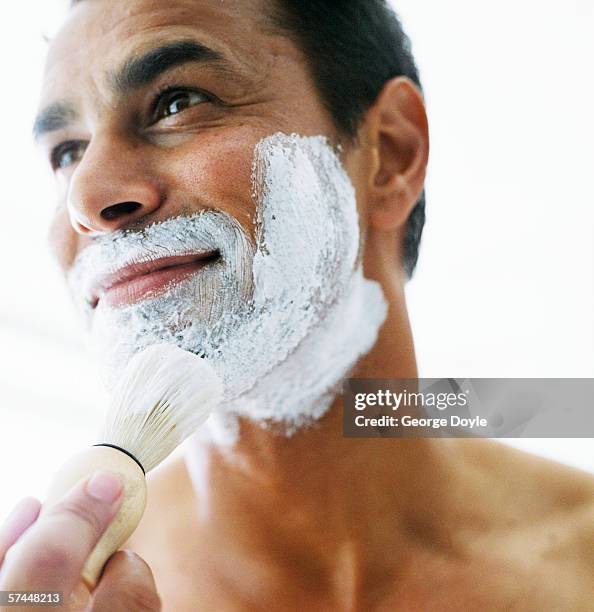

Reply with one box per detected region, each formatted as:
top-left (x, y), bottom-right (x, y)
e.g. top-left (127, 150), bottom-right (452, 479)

top-left (146, 548), bottom-right (584, 612)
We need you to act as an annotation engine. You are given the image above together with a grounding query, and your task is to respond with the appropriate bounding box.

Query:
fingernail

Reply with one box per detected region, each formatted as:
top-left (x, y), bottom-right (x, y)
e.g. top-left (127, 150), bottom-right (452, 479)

top-left (86, 471), bottom-right (122, 503)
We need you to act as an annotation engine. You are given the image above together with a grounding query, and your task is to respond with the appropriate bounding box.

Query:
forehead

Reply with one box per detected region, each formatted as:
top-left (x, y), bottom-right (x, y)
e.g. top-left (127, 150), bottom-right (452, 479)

top-left (42, 0), bottom-right (285, 101)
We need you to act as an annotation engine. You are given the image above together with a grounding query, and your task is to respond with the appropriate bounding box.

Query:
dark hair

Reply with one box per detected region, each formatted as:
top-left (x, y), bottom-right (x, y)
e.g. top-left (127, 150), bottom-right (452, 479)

top-left (268, 1), bottom-right (426, 278)
top-left (70, 0), bottom-right (426, 277)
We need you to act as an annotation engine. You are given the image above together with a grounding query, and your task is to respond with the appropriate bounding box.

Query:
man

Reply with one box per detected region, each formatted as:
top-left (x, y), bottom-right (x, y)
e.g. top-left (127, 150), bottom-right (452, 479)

top-left (0, 0), bottom-right (593, 610)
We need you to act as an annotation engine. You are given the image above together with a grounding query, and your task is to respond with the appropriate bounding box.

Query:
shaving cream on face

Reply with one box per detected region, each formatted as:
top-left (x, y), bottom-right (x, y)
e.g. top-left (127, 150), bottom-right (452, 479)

top-left (68, 133), bottom-right (388, 442)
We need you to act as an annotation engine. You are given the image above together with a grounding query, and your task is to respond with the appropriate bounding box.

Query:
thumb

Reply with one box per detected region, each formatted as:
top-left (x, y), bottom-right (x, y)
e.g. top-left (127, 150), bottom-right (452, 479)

top-left (90, 550), bottom-right (161, 611)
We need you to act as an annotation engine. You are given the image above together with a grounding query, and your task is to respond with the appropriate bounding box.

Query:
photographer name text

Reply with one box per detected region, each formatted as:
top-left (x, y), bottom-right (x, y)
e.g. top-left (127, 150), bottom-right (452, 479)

top-left (353, 414), bottom-right (488, 429)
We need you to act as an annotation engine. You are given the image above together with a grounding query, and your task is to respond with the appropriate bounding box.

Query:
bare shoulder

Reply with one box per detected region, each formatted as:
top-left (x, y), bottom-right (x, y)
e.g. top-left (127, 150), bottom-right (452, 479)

top-left (458, 438), bottom-right (594, 502)
top-left (457, 439), bottom-right (594, 586)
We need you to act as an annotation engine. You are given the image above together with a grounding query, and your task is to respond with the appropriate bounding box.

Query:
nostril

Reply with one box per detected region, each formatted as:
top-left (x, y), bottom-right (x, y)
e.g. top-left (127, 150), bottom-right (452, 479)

top-left (101, 201), bottom-right (142, 221)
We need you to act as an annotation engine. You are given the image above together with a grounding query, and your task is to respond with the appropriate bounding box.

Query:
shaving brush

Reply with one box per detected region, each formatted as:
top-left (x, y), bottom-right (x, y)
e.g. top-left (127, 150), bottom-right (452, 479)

top-left (43, 344), bottom-right (223, 588)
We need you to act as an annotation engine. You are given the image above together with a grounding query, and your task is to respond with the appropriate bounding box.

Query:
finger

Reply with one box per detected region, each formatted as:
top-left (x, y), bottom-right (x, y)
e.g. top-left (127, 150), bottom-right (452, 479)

top-left (63, 580), bottom-right (93, 611)
top-left (91, 550), bottom-right (161, 612)
top-left (0, 471), bottom-right (123, 594)
top-left (0, 497), bottom-right (41, 565)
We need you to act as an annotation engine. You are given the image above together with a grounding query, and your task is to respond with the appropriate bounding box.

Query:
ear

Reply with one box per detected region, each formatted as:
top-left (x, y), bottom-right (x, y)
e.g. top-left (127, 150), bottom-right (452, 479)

top-left (362, 77), bottom-right (429, 231)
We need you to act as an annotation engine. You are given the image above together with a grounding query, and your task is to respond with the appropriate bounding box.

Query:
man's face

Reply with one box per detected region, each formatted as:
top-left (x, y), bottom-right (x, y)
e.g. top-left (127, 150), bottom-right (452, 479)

top-left (36, 0), bottom-right (343, 273)
top-left (35, 0), bottom-right (387, 436)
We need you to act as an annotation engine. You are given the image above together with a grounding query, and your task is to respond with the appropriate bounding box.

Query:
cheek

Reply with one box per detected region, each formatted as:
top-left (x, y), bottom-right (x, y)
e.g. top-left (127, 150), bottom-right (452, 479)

top-left (48, 204), bottom-right (78, 272)
top-left (160, 127), bottom-right (264, 242)
top-left (341, 147), bottom-right (368, 222)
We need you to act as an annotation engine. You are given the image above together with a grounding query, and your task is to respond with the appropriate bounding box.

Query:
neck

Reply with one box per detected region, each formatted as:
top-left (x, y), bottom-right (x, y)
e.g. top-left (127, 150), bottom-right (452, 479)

top-left (183, 279), bottom-right (464, 605)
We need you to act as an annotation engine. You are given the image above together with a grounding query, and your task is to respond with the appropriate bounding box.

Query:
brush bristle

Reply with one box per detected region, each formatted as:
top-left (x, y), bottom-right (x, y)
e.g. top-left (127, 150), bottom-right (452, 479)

top-left (100, 344), bottom-right (223, 473)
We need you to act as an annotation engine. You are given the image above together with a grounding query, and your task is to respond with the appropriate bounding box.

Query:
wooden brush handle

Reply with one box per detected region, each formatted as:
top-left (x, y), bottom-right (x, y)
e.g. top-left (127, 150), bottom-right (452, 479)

top-left (43, 445), bottom-right (147, 589)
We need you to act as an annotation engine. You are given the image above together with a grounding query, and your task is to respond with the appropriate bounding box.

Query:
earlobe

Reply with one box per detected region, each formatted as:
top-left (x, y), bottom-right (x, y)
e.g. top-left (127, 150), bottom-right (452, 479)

top-left (366, 77), bottom-right (429, 231)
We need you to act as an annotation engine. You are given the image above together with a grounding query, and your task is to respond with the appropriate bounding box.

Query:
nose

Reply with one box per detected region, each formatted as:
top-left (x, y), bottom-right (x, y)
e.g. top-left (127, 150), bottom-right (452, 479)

top-left (67, 134), bottom-right (163, 236)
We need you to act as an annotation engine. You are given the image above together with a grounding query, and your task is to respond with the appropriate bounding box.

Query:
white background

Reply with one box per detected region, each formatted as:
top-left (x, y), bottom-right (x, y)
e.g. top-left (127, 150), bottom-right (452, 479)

top-left (0, 0), bottom-right (592, 523)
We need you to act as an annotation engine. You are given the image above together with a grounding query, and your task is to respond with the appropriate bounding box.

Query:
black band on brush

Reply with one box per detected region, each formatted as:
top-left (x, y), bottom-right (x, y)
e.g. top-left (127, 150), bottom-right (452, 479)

top-left (93, 443), bottom-right (145, 475)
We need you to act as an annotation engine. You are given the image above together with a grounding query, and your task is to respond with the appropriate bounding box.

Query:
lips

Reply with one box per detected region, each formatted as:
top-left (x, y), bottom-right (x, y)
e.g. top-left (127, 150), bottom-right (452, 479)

top-left (88, 251), bottom-right (219, 308)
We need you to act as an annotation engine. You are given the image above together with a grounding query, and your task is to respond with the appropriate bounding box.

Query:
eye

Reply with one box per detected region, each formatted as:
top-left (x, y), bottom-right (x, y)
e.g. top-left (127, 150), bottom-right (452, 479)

top-left (152, 88), bottom-right (211, 122)
top-left (50, 140), bottom-right (87, 171)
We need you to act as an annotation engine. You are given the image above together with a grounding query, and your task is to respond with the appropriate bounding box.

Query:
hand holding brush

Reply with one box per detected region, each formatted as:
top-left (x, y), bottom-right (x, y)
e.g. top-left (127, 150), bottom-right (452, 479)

top-left (0, 344), bottom-right (222, 605)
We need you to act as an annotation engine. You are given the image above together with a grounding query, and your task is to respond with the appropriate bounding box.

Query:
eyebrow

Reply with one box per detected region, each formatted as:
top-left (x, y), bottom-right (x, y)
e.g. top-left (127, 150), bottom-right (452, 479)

top-left (33, 39), bottom-right (229, 141)
top-left (32, 102), bottom-right (78, 141)
top-left (111, 39), bottom-right (226, 93)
